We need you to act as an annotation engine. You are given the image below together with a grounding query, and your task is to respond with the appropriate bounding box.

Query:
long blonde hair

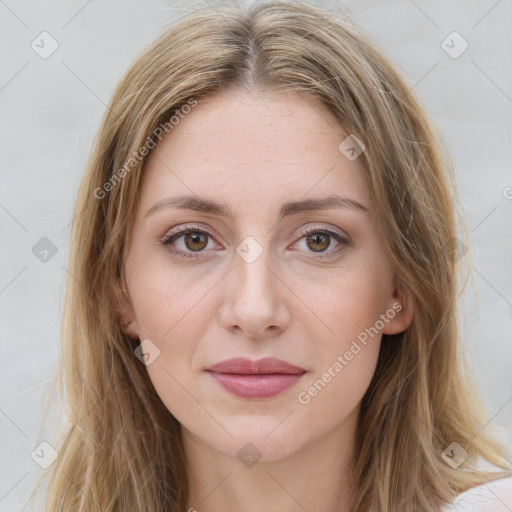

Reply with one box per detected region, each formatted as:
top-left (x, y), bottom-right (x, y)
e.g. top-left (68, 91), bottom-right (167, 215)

top-left (28, 1), bottom-right (512, 510)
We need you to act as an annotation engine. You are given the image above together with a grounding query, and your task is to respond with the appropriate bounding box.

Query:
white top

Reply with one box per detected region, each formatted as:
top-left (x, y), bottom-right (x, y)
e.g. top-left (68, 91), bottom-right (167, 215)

top-left (440, 476), bottom-right (512, 511)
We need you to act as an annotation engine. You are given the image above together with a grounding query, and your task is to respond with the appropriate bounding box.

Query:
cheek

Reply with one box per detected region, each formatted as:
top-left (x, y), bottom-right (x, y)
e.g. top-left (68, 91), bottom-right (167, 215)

top-left (295, 341), bottom-right (379, 437)
top-left (306, 265), bottom-right (391, 347)
top-left (295, 264), bottom-right (389, 417)
top-left (296, 269), bottom-right (388, 412)
top-left (129, 253), bottom-right (215, 342)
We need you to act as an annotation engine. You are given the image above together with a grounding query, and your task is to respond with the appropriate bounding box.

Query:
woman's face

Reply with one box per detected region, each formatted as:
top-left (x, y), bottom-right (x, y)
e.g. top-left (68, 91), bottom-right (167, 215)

top-left (117, 88), bottom-right (413, 463)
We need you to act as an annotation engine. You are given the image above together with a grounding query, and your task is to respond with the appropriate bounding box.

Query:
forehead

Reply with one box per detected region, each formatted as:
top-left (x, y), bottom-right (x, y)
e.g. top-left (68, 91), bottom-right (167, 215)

top-left (139, 88), bottom-right (370, 216)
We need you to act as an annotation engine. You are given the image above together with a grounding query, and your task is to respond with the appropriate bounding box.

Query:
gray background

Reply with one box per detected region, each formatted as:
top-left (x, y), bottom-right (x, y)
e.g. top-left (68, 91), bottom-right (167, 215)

top-left (1, 0), bottom-right (511, 509)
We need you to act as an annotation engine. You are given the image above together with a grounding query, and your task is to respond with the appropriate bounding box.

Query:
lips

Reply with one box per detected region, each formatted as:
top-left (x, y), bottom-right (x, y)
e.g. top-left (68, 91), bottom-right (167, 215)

top-left (207, 357), bottom-right (306, 375)
top-left (206, 357), bottom-right (306, 399)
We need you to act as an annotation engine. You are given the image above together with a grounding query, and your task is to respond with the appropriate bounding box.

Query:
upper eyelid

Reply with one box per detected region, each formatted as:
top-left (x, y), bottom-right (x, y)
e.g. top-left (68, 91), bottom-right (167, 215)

top-left (293, 224), bottom-right (349, 241)
top-left (163, 223), bottom-right (216, 239)
top-left (162, 223), bottom-right (349, 241)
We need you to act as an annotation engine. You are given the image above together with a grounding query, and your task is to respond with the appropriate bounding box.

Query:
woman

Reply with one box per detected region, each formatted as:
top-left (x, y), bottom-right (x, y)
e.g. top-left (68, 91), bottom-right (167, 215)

top-left (28, 1), bottom-right (512, 511)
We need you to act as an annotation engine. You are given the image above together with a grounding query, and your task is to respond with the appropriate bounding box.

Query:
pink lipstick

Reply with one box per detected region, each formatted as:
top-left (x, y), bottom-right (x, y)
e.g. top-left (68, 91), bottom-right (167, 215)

top-left (206, 357), bottom-right (306, 399)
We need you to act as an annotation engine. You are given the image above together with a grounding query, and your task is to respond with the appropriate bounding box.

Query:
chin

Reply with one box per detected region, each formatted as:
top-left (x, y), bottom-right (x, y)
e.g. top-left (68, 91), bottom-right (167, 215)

top-left (191, 417), bottom-right (310, 464)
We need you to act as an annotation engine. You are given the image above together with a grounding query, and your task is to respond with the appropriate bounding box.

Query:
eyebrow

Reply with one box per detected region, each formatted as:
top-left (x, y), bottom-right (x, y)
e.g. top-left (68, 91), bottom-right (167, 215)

top-left (145, 194), bottom-right (368, 221)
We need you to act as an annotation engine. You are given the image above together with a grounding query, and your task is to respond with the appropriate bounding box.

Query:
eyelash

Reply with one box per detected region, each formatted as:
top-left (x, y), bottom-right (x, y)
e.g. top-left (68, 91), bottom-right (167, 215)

top-left (159, 224), bottom-right (351, 260)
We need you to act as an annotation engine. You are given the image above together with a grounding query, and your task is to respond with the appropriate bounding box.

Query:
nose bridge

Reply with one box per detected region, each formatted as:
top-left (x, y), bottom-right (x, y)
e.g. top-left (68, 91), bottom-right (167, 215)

top-left (219, 233), bottom-right (290, 337)
top-left (233, 234), bottom-right (277, 306)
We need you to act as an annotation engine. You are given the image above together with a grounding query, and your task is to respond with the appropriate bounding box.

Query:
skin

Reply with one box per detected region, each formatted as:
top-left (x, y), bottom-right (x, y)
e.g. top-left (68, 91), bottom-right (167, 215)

top-left (116, 87), bottom-right (414, 512)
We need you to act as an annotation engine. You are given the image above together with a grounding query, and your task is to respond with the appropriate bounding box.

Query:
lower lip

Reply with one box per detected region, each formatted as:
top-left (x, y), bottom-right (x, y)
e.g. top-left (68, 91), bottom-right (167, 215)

top-left (208, 372), bottom-right (305, 398)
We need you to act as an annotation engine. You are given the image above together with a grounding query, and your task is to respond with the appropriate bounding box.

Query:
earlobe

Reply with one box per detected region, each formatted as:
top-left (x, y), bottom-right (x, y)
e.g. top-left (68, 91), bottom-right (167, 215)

top-left (122, 321), bottom-right (139, 339)
top-left (112, 277), bottom-right (139, 339)
top-left (382, 276), bottom-right (414, 335)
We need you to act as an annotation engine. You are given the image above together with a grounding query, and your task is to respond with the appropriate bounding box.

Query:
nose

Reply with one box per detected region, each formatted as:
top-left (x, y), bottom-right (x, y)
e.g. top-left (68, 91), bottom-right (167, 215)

top-left (218, 240), bottom-right (291, 340)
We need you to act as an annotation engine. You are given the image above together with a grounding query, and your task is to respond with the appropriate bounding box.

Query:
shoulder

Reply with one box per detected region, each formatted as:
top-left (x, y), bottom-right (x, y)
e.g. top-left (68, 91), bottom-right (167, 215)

top-left (441, 476), bottom-right (512, 511)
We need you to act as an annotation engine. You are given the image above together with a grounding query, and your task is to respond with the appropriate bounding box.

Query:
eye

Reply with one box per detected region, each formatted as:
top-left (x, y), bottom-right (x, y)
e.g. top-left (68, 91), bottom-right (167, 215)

top-left (159, 224), bottom-right (219, 259)
top-left (292, 225), bottom-right (351, 260)
top-left (159, 224), bottom-right (351, 260)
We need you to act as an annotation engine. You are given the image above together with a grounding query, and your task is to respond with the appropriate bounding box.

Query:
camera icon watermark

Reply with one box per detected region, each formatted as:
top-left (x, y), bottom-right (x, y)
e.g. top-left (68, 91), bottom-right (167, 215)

top-left (441, 31), bottom-right (469, 59)
top-left (236, 236), bottom-right (263, 264)
top-left (31, 31), bottom-right (59, 59)
top-left (338, 134), bottom-right (365, 161)
top-left (443, 237), bottom-right (467, 263)
top-left (236, 442), bottom-right (262, 468)
top-left (441, 441), bottom-right (468, 469)
top-left (32, 237), bottom-right (58, 263)
top-left (134, 338), bottom-right (161, 365)
top-left (31, 441), bottom-right (58, 469)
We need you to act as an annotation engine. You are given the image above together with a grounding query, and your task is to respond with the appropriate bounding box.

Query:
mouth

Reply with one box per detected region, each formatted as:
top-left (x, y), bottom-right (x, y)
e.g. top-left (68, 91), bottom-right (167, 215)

top-left (205, 357), bottom-right (307, 399)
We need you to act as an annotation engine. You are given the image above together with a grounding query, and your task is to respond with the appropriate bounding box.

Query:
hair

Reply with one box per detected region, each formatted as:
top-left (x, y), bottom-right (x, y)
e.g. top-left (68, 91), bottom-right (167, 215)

top-left (27, 1), bottom-right (511, 511)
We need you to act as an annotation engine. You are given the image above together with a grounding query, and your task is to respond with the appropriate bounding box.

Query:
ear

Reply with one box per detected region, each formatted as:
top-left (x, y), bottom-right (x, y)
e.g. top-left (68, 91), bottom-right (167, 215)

top-left (381, 274), bottom-right (414, 335)
top-left (112, 276), bottom-right (140, 340)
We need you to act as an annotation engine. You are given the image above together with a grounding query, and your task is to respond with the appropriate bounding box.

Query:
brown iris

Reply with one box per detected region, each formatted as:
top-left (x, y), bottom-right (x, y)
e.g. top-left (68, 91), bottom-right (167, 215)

top-left (184, 232), bottom-right (208, 251)
top-left (306, 232), bottom-right (330, 252)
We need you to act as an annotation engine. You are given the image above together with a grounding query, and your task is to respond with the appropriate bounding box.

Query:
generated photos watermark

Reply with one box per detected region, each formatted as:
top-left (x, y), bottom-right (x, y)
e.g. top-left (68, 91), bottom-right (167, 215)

top-left (94, 97), bottom-right (198, 200)
top-left (297, 302), bottom-right (403, 405)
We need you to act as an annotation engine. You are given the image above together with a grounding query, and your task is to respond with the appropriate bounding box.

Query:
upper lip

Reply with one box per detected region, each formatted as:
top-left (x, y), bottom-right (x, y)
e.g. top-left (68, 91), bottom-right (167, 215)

top-left (206, 357), bottom-right (306, 375)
